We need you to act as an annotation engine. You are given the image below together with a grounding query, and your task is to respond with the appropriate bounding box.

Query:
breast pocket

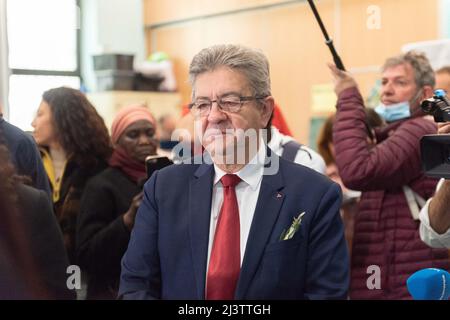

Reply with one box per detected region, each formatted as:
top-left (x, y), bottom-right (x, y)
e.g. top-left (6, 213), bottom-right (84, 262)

top-left (264, 236), bottom-right (304, 253)
top-left (259, 234), bottom-right (307, 295)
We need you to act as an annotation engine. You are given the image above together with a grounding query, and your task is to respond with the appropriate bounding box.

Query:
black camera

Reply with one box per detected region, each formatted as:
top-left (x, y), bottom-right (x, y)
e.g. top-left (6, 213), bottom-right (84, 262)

top-left (420, 89), bottom-right (450, 179)
top-left (421, 89), bottom-right (450, 122)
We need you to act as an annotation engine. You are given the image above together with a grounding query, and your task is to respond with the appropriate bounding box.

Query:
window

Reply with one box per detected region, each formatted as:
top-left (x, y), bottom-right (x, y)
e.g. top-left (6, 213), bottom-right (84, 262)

top-left (6, 0), bottom-right (80, 130)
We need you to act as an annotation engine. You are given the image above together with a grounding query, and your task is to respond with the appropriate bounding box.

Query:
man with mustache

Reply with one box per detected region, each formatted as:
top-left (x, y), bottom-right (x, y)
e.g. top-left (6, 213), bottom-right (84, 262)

top-left (329, 51), bottom-right (450, 299)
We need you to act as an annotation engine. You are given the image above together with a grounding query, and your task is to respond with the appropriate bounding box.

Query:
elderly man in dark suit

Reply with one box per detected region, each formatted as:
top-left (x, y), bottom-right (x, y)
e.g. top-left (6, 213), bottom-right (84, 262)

top-left (119, 44), bottom-right (349, 300)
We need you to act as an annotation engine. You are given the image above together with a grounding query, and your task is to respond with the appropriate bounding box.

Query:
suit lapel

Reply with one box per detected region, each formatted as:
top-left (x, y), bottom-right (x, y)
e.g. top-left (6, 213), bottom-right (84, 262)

top-left (235, 164), bottom-right (285, 299)
top-left (188, 163), bottom-right (214, 299)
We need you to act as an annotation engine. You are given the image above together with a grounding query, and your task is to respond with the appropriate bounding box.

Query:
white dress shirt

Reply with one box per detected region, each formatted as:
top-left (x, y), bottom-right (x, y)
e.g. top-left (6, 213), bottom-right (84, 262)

top-left (207, 141), bottom-right (266, 272)
top-left (268, 126), bottom-right (326, 174)
top-left (419, 178), bottom-right (450, 248)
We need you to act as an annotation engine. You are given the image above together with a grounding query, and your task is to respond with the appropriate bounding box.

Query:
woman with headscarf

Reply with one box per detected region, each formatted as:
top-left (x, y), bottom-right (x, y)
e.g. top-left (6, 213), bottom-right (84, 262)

top-left (31, 87), bottom-right (112, 264)
top-left (76, 104), bottom-right (160, 299)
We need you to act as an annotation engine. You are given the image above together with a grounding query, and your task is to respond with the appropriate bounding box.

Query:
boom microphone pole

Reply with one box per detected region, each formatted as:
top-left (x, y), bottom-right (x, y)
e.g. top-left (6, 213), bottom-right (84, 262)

top-left (307, 0), bottom-right (346, 71)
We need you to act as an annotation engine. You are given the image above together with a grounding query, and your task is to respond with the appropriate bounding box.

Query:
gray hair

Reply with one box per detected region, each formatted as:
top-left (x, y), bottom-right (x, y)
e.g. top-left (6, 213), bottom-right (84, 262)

top-left (188, 44), bottom-right (271, 98)
top-left (382, 51), bottom-right (435, 88)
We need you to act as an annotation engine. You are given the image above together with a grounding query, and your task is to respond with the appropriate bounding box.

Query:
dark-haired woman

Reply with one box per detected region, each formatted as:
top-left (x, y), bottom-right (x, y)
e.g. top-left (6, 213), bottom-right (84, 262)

top-left (31, 87), bottom-right (112, 263)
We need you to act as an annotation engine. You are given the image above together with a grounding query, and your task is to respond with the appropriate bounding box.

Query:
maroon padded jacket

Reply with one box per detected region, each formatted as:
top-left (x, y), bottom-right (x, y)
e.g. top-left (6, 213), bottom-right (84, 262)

top-left (333, 87), bottom-right (449, 299)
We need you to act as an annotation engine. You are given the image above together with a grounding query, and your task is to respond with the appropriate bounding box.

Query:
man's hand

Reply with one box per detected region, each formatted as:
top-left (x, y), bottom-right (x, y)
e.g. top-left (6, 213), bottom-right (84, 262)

top-left (426, 122), bottom-right (450, 235)
top-left (437, 122), bottom-right (450, 134)
top-left (428, 180), bottom-right (450, 234)
top-left (328, 63), bottom-right (358, 96)
top-left (123, 192), bottom-right (144, 231)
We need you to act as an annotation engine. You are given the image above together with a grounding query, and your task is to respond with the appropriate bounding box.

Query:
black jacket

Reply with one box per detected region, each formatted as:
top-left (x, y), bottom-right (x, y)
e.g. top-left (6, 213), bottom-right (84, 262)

top-left (77, 167), bottom-right (141, 299)
top-left (18, 184), bottom-right (75, 299)
top-left (0, 118), bottom-right (51, 197)
top-left (40, 149), bottom-right (108, 264)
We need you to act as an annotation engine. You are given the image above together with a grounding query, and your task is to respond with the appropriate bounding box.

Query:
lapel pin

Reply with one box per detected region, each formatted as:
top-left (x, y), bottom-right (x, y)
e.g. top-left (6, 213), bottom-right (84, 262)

top-left (276, 192), bottom-right (283, 199)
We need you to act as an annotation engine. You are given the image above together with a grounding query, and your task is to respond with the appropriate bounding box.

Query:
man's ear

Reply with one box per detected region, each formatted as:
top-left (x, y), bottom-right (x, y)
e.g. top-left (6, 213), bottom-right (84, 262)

top-left (260, 96), bottom-right (274, 128)
top-left (422, 85), bottom-right (434, 100)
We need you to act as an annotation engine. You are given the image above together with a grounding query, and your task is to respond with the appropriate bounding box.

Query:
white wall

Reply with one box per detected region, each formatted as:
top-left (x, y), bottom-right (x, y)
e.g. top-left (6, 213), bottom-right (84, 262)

top-left (439, 0), bottom-right (450, 38)
top-left (401, 0), bottom-right (450, 70)
top-left (81, 0), bottom-right (146, 92)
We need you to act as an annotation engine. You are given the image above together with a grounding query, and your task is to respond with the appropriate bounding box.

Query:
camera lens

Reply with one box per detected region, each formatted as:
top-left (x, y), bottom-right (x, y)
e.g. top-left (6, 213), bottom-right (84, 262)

top-left (421, 99), bottom-right (436, 114)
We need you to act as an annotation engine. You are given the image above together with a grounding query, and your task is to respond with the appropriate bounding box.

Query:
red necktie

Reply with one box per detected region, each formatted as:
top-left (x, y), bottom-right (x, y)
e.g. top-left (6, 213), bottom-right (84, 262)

top-left (206, 174), bottom-right (241, 300)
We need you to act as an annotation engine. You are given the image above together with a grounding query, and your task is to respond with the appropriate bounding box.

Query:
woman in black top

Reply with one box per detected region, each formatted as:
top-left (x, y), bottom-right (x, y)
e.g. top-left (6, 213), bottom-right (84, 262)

top-left (31, 87), bottom-right (112, 263)
top-left (77, 104), bottom-right (160, 299)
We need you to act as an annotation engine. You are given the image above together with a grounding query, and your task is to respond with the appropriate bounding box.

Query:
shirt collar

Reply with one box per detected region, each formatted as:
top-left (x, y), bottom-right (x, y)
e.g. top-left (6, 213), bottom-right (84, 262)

top-left (213, 138), bottom-right (266, 191)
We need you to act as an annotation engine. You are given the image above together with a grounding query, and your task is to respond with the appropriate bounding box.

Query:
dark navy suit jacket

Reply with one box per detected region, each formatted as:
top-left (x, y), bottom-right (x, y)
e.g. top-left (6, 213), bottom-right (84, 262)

top-left (0, 117), bottom-right (51, 197)
top-left (119, 152), bottom-right (349, 299)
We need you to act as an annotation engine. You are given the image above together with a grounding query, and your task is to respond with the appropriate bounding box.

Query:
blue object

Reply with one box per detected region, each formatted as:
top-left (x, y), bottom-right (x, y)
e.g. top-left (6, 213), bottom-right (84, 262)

top-left (407, 268), bottom-right (450, 300)
top-left (435, 89), bottom-right (446, 98)
top-left (159, 140), bottom-right (179, 150)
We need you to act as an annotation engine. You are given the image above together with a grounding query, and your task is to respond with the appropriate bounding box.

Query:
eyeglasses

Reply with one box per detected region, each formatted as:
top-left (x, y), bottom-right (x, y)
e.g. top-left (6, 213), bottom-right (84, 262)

top-left (188, 94), bottom-right (266, 117)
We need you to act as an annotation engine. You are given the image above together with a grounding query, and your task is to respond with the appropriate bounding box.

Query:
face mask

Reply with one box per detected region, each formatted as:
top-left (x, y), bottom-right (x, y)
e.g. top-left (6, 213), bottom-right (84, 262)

top-left (375, 101), bottom-right (411, 122)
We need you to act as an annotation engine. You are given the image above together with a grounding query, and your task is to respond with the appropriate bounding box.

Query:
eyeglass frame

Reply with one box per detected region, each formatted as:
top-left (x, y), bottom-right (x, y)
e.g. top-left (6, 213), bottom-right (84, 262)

top-left (188, 94), bottom-right (268, 117)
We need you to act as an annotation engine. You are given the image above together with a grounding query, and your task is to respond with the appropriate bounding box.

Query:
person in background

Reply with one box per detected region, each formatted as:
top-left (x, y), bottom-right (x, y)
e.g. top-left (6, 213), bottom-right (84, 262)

top-left (77, 105), bottom-right (160, 299)
top-left (267, 120), bottom-right (326, 174)
top-left (328, 51), bottom-right (449, 299)
top-left (157, 113), bottom-right (178, 159)
top-left (0, 143), bottom-right (44, 299)
top-left (158, 114), bottom-right (176, 141)
top-left (31, 87), bottom-right (112, 263)
top-left (418, 67), bottom-right (450, 248)
top-left (435, 66), bottom-right (450, 93)
top-left (318, 109), bottom-right (384, 196)
top-left (317, 109), bottom-right (384, 257)
top-left (419, 122), bottom-right (450, 248)
top-left (0, 103), bottom-right (51, 196)
top-left (0, 141), bottom-right (73, 299)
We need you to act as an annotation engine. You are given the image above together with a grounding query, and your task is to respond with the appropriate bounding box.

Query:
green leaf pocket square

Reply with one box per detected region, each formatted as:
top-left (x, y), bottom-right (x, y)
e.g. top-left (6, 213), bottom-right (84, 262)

top-left (279, 212), bottom-right (306, 241)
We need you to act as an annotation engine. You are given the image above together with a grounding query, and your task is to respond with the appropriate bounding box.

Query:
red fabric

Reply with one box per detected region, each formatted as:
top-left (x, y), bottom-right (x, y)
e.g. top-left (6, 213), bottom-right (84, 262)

top-left (206, 174), bottom-right (241, 300)
top-left (333, 87), bottom-right (449, 299)
top-left (181, 104), bottom-right (190, 117)
top-left (180, 102), bottom-right (293, 136)
top-left (108, 147), bottom-right (146, 183)
top-left (271, 103), bottom-right (292, 136)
